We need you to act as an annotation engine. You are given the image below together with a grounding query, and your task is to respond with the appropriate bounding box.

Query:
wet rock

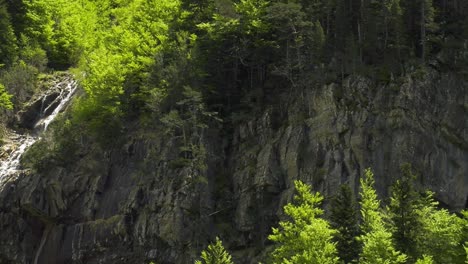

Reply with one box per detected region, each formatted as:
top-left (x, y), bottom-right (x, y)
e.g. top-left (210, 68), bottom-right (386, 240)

top-left (16, 89), bottom-right (61, 130)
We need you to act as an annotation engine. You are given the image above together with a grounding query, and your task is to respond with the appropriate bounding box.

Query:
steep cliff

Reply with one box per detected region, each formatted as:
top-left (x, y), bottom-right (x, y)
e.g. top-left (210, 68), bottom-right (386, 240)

top-left (0, 69), bottom-right (466, 264)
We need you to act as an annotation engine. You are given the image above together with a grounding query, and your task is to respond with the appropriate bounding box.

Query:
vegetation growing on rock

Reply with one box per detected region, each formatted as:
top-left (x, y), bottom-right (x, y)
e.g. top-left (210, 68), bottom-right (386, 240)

top-left (0, 0), bottom-right (466, 263)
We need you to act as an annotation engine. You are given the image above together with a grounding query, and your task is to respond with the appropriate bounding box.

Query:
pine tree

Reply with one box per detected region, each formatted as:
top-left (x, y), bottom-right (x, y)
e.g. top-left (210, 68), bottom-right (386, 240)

top-left (401, 0), bottom-right (437, 60)
top-left (415, 192), bottom-right (466, 263)
top-left (195, 237), bottom-right (234, 264)
top-left (388, 163), bottom-right (421, 261)
top-left (269, 180), bottom-right (339, 264)
top-left (465, 244), bottom-right (468, 264)
top-left (359, 168), bottom-right (407, 264)
top-left (419, 0), bottom-right (437, 61)
top-left (384, 0), bottom-right (406, 72)
top-left (330, 184), bottom-right (360, 263)
top-left (0, 1), bottom-right (18, 66)
top-left (463, 211), bottom-right (468, 263)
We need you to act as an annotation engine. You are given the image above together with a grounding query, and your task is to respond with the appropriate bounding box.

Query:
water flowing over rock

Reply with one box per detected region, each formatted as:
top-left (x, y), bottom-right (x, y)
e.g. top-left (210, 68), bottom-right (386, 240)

top-left (0, 76), bottom-right (77, 187)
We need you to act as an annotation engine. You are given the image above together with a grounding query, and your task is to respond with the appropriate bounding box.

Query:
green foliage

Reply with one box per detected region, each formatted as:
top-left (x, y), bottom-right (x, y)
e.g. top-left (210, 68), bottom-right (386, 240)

top-left (415, 255), bottom-right (434, 264)
top-left (69, 0), bottom-right (182, 145)
top-left (269, 180), bottom-right (339, 264)
top-left (0, 61), bottom-right (38, 106)
top-left (388, 163), bottom-right (422, 261)
top-left (22, 115), bottom-right (81, 172)
top-left (414, 192), bottom-right (465, 263)
top-left (22, 0), bottom-right (54, 54)
top-left (387, 164), bottom-right (467, 264)
top-left (465, 244), bottom-right (468, 264)
top-left (19, 42), bottom-right (48, 71)
top-left (330, 184), bottom-right (360, 263)
top-left (161, 86), bottom-right (219, 180)
top-left (359, 168), bottom-right (407, 264)
top-left (0, 83), bottom-right (12, 109)
top-left (463, 211), bottom-right (468, 263)
top-left (195, 237), bottom-right (234, 264)
top-left (0, 1), bottom-right (467, 262)
top-left (266, 1), bottom-right (324, 86)
top-left (267, 168), bottom-right (466, 264)
top-left (0, 2), bottom-right (18, 66)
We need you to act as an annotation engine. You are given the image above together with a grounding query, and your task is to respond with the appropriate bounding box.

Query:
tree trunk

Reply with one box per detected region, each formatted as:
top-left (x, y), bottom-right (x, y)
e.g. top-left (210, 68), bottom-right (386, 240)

top-left (421, 0), bottom-right (426, 62)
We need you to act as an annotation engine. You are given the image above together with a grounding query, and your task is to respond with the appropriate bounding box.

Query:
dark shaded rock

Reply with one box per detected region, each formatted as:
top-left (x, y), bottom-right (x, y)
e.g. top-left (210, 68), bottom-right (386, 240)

top-left (16, 90), bottom-right (61, 130)
top-left (0, 69), bottom-right (466, 263)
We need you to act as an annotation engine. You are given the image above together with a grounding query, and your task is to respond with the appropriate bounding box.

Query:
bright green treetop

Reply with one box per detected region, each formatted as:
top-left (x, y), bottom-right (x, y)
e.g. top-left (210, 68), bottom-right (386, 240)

top-left (269, 180), bottom-right (339, 264)
top-left (195, 237), bottom-right (234, 264)
top-left (359, 168), bottom-right (407, 264)
top-left (414, 192), bottom-right (465, 264)
top-left (0, 83), bottom-right (13, 110)
top-left (415, 255), bottom-right (434, 264)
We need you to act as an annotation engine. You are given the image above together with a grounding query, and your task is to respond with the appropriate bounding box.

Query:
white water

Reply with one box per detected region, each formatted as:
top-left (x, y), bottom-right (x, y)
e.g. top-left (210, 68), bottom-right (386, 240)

top-left (0, 78), bottom-right (77, 186)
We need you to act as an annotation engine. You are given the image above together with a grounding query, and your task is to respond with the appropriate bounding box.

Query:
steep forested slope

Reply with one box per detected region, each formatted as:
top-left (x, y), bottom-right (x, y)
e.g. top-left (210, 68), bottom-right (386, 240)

top-left (0, 0), bottom-right (467, 263)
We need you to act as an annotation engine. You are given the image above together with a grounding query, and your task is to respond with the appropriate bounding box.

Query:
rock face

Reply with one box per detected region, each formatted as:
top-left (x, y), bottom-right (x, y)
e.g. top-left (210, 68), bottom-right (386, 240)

top-left (0, 70), bottom-right (466, 263)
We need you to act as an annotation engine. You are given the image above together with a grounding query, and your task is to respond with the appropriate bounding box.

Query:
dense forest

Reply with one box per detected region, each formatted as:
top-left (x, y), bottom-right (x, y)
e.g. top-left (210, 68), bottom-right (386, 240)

top-left (1, 0), bottom-right (468, 134)
top-left (0, 0), bottom-right (467, 263)
top-left (194, 166), bottom-right (468, 263)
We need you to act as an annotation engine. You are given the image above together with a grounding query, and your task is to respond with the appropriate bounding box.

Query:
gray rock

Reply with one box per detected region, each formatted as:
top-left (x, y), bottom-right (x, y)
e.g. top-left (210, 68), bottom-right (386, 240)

top-left (0, 70), bottom-right (466, 263)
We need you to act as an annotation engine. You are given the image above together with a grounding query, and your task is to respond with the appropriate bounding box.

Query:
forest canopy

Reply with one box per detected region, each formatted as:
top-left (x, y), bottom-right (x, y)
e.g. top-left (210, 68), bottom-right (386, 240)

top-left (1, 0), bottom-right (467, 132)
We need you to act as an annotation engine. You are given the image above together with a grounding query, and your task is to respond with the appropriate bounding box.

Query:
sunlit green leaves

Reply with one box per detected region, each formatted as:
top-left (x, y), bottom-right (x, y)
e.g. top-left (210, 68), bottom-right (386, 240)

top-left (0, 83), bottom-right (13, 109)
top-left (415, 255), bottom-right (434, 264)
top-left (359, 169), bottom-right (407, 264)
top-left (70, 0), bottom-right (182, 141)
top-left (195, 237), bottom-right (234, 264)
top-left (414, 192), bottom-right (466, 263)
top-left (269, 181), bottom-right (339, 264)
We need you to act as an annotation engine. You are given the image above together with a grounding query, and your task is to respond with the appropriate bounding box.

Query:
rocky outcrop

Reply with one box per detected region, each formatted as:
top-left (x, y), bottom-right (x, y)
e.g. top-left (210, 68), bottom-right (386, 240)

top-left (16, 91), bottom-right (60, 130)
top-left (0, 69), bottom-right (466, 263)
top-left (15, 75), bottom-right (75, 131)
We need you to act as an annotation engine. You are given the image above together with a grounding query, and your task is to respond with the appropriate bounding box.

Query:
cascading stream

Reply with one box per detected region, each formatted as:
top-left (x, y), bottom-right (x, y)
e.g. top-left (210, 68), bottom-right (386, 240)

top-left (0, 77), bottom-right (77, 186)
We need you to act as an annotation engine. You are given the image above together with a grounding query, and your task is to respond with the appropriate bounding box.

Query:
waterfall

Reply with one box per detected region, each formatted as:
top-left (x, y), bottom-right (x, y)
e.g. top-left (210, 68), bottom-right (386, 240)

top-left (0, 77), bottom-right (78, 186)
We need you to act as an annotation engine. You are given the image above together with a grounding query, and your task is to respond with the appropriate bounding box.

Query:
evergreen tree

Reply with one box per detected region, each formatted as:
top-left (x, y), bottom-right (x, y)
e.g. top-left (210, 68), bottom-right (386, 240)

top-left (359, 168), bottom-right (407, 264)
top-left (383, 0), bottom-right (406, 72)
top-left (401, 0), bottom-right (437, 60)
top-left (388, 163), bottom-right (421, 261)
top-left (180, 0), bottom-right (214, 28)
top-left (269, 180), bottom-right (339, 264)
top-left (361, 0), bottom-right (384, 64)
top-left (330, 184), bottom-right (360, 263)
top-left (195, 237), bottom-right (234, 264)
top-left (465, 244), bottom-right (468, 264)
top-left (419, 0), bottom-right (438, 61)
top-left (0, 1), bottom-right (18, 66)
top-left (4, 0), bottom-right (27, 38)
top-left (266, 1), bottom-right (324, 87)
top-left (463, 211), bottom-right (468, 263)
top-left (414, 192), bottom-right (465, 263)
